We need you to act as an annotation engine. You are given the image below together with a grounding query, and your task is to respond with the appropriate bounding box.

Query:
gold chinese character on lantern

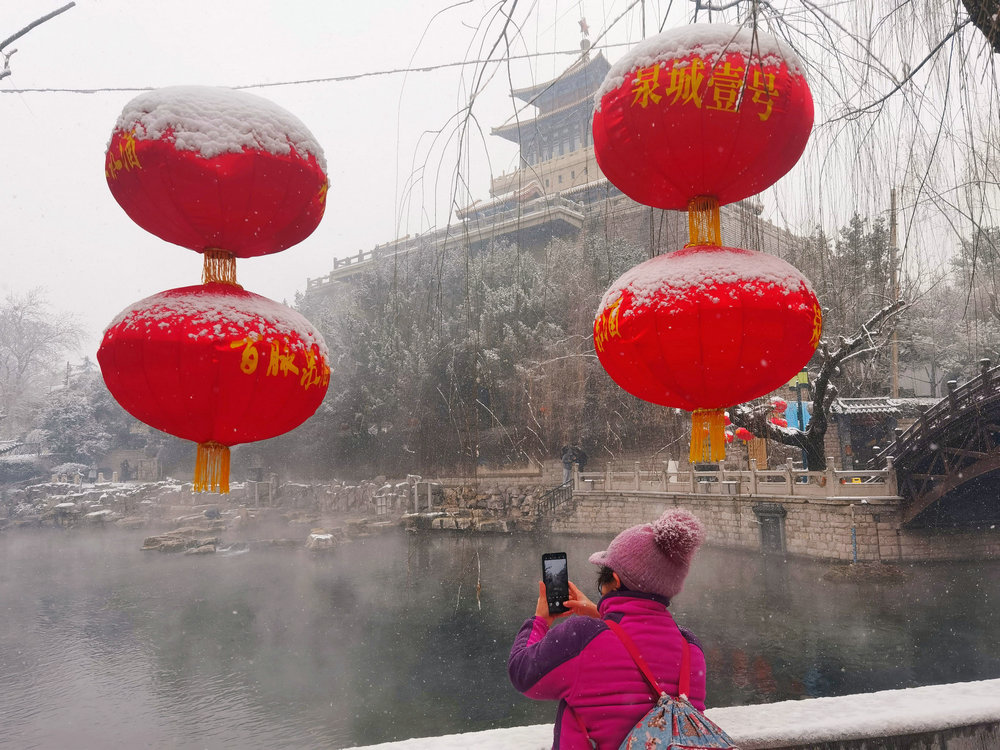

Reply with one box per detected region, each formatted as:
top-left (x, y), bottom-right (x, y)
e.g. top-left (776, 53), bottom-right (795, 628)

top-left (748, 70), bottom-right (779, 121)
top-left (664, 58), bottom-right (706, 109)
top-left (267, 341), bottom-right (300, 377)
top-left (631, 65), bottom-right (663, 108)
top-left (299, 350), bottom-right (329, 390)
top-left (707, 62), bottom-right (745, 113)
top-left (594, 296), bottom-right (623, 353)
top-left (230, 336), bottom-right (260, 374)
top-left (104, 130), bottom-right (142, 181)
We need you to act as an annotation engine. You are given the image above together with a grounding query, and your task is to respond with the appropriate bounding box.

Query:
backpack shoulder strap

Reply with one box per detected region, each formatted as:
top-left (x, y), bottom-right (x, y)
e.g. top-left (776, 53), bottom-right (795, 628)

top-left (604, 619), bottom-right (691, 699)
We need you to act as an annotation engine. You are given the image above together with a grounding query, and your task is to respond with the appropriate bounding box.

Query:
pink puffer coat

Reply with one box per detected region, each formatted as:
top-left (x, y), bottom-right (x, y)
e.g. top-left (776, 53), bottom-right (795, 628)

top-left (508, 590), bottom-right (707, 750)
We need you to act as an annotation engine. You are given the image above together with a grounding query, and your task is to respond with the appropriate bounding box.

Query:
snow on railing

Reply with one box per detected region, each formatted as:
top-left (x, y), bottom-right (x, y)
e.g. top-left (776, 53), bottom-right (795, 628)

top-left (573, 457), bottom-right (898, 498)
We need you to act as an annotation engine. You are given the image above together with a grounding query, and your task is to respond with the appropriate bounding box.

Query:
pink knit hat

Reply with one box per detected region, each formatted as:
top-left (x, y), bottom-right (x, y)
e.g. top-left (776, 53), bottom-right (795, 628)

top-left (588, 508), bottom-right (706, 600)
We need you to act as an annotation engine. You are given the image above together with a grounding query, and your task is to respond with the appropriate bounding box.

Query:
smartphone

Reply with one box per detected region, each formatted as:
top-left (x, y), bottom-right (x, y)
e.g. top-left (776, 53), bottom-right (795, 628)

top-left (542, 552), bottom-right (569, 615)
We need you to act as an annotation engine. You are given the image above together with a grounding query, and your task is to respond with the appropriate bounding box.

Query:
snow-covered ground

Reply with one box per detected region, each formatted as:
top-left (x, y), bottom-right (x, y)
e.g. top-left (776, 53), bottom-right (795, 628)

top-left (354, 678), bottom-right (1000, 749)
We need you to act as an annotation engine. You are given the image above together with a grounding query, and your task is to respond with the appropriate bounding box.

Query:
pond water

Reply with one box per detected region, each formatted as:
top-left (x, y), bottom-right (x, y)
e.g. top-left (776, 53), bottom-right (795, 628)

top-left (1, 526), bottom-right (998, 748)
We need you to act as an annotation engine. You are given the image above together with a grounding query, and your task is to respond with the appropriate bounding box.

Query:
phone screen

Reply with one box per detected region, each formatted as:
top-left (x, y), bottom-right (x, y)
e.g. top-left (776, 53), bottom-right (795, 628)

top-left (542, 552), bottom-right (569, 615)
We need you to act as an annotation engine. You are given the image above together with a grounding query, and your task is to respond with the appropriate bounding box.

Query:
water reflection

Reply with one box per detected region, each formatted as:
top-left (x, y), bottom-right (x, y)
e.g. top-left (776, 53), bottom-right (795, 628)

top-left (0, 527), bottom-right (998, 748)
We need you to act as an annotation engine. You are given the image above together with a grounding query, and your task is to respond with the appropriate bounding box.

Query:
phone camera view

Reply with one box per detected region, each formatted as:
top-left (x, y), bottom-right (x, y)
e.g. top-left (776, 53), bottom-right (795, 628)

top-left (542, 553), bottom-right (569, 615)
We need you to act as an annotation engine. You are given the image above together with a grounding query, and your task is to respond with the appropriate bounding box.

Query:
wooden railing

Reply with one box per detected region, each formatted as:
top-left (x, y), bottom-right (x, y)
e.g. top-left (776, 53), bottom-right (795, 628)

top-left (879, 361), bottom-right (1000, 470)
top-left (572, 457), bottom-right (899, 498)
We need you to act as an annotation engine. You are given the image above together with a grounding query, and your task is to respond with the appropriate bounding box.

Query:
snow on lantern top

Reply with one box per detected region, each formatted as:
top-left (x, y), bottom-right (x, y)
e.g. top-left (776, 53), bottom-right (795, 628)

top-left (591, 23), bottom-right (814, 210)
top-left (105, 283), bottom-right (329, 362)
top-left (105, 86), bottom-right (329, 258)
top-left (598, 245), bottom-right (818, 316)
top-left (112, 86), bottom-right (326, 169)
top-left (593, 23), bottom-right (805, 109)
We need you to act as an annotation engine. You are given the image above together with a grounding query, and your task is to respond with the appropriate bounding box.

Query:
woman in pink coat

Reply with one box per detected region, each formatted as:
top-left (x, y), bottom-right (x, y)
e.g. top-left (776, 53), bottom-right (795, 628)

top-left (508, 508), bottom-right (708, 750)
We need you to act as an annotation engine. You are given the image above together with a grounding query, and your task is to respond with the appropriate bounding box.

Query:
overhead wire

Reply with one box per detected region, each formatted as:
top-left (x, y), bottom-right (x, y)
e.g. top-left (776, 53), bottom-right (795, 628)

top-left (0, 42), bottom-right (635, 95)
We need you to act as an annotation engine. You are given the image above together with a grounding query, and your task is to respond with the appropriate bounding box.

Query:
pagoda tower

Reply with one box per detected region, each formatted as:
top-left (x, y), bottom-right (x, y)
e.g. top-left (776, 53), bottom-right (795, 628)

top-left (490, 30), bottom-right (609, 198)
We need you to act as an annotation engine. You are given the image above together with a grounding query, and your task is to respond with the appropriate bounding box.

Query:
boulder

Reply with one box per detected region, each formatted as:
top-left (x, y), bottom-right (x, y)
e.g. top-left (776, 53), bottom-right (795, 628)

top-left (305, 530), bottom-right (336, 551)
top-left (141, 534), bottom-right (220, 553)
top-left (184, 543), bottom-right (217, 555)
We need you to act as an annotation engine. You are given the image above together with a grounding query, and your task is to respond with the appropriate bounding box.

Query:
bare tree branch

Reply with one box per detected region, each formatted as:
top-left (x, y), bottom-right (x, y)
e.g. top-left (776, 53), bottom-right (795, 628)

top-left (731, 299), bottom-right (908, 470)
top-left (0, 2), bottom-right (75, 80)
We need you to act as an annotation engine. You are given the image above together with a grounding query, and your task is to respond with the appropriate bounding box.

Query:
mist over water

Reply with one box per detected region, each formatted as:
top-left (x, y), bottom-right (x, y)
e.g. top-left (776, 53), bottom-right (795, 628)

top-left (1, 527), bottom-right (998, 748)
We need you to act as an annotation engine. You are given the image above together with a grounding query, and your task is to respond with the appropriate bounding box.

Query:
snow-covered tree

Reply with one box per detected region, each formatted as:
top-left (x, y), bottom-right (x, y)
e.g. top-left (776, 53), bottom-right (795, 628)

top-left (35, 367), bottom-right (143, 464)
top-left (0, 289), bottom-right (83, 438)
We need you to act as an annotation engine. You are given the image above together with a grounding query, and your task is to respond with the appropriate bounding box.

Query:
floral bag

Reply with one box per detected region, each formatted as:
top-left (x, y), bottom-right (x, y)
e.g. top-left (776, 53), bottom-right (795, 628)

top-left (605, 620), bottom-right (739, 750)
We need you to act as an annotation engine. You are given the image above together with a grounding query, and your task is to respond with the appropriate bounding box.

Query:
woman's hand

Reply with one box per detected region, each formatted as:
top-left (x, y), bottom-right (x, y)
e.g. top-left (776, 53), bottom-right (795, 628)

top-left (534, 581), bottom-right (569, 627)
top-left (534, 580), bottom-right (600, 626)
top-left (563, 581), bottom-right (600, 619)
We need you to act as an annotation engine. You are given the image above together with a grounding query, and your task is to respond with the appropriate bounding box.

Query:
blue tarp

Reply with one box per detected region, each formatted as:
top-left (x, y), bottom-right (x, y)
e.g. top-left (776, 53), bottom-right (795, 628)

top-left (785, 401), bottom-right (812, 430)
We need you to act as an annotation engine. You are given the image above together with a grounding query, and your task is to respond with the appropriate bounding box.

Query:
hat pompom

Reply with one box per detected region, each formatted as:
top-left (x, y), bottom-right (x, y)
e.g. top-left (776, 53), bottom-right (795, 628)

top-left (653, 509), bottom-right (705, 562)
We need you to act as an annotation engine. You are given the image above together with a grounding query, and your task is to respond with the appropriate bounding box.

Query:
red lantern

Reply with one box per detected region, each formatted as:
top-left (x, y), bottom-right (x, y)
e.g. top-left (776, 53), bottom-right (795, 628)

top-left (594, 245), bottom-right (821, 460)
top-left (592, 23), bottom-right (813, 211)
top-left (105, 86), bottom-right (328, 259)
top-left (724, 430), bottom-right (734, 444)
top-left (98, 283), bottom-right (330, 492)
top-left (735, 427), bottom-right (754, 442)
top-left (771, 398), bottom-right (788, 412)
top-left (771, 417), bottom-right (788, 428)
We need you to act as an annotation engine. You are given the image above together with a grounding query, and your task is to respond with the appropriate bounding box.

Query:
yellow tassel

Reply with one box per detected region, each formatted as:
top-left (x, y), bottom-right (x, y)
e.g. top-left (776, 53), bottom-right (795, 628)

top-left (689, 408), bottom-right (727, 464)
top-left (202, 248), bottom-right (239, 286)
top-left (193, 441), bottom-right (230, 494)
top-left (687, 196), bottom-right (721, 247)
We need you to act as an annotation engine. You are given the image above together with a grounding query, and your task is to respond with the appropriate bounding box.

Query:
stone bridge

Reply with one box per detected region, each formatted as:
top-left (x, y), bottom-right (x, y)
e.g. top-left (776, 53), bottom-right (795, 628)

top-left (878, 360), bottom-right (1000, 527)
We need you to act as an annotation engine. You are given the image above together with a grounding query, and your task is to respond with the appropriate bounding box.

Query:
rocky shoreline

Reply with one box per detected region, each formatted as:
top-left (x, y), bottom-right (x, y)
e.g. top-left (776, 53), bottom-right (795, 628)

top-left (0, 475), bottom-right (559, 553)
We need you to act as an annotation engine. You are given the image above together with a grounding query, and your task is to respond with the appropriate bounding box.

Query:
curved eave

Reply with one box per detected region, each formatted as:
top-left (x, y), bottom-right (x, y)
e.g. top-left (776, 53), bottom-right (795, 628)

top-left (511, 52), bottom-right (610, 102)
top-left (491, 97), bottom-right (594, 140)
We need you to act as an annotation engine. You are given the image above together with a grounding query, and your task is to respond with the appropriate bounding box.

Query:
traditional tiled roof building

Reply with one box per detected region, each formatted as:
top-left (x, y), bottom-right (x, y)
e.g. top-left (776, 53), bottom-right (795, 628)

top-left (306, 30), bottom-right (806, 295)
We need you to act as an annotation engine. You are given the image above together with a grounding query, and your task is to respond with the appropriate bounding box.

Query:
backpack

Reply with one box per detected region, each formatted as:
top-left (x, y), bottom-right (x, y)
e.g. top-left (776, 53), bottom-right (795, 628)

top-left (605, 619), bottom-right (740, 750)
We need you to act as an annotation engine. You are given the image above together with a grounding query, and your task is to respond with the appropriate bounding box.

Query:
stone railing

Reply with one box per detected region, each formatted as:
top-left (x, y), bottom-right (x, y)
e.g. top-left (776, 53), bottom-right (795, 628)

top-left (573, 457), bottom-right (899, 498)
top-left (351, 678), bottom-right (1000, 750)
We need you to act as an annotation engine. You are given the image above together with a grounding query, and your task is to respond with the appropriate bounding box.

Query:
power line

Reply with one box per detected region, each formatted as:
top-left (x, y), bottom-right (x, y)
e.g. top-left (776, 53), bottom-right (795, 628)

top-left (0, 42), bottom-right (631, 95)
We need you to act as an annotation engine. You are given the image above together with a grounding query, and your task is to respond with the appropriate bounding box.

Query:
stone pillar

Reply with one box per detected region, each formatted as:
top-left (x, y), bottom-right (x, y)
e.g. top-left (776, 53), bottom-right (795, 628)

top-left (885, 456), bottom-right (898, 495)
top-left (748, 459), bottom-right (758, 494)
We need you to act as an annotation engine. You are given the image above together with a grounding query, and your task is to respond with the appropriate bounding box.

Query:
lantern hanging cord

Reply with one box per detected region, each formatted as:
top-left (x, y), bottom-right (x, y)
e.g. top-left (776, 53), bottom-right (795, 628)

top-left (202, 249), bottom-right (240, 286)
top-left (687, 196), bottom-right (721, 247)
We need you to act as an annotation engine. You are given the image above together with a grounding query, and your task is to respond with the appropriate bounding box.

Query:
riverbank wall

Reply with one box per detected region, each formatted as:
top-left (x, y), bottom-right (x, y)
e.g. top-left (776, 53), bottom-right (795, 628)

top-left (544, 489), bottom-right (1000, 564)
top-left (523, 458), bottom-right (1000, 563)
top-left (354, 677), bottom-right (1000, 750)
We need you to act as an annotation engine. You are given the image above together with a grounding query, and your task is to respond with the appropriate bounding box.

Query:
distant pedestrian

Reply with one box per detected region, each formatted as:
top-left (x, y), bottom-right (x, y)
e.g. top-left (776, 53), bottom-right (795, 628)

top-left (560, 444), bottom-right (576, 485)
top-left (572, 443), bottom-right (587, 472)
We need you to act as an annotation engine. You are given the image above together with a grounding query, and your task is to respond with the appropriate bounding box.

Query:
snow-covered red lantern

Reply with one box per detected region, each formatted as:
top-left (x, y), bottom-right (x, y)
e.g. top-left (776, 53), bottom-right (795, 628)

top-left (725, 430), bottom-right (734, 444)
top-left (98, 283), bottom-right (330, 493)
top-left (771, 398), bottom-right (788, 412)
top-left (105, 86), bottom-right (328, 274)
top-left (771, 417), bottom-right (788, 428)
top-left (735, 428), bottom-right (754, 442)
top-left (594, 245), bottom-right (821, 462)
top-left (592, 24), bottom-right (812, 214)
